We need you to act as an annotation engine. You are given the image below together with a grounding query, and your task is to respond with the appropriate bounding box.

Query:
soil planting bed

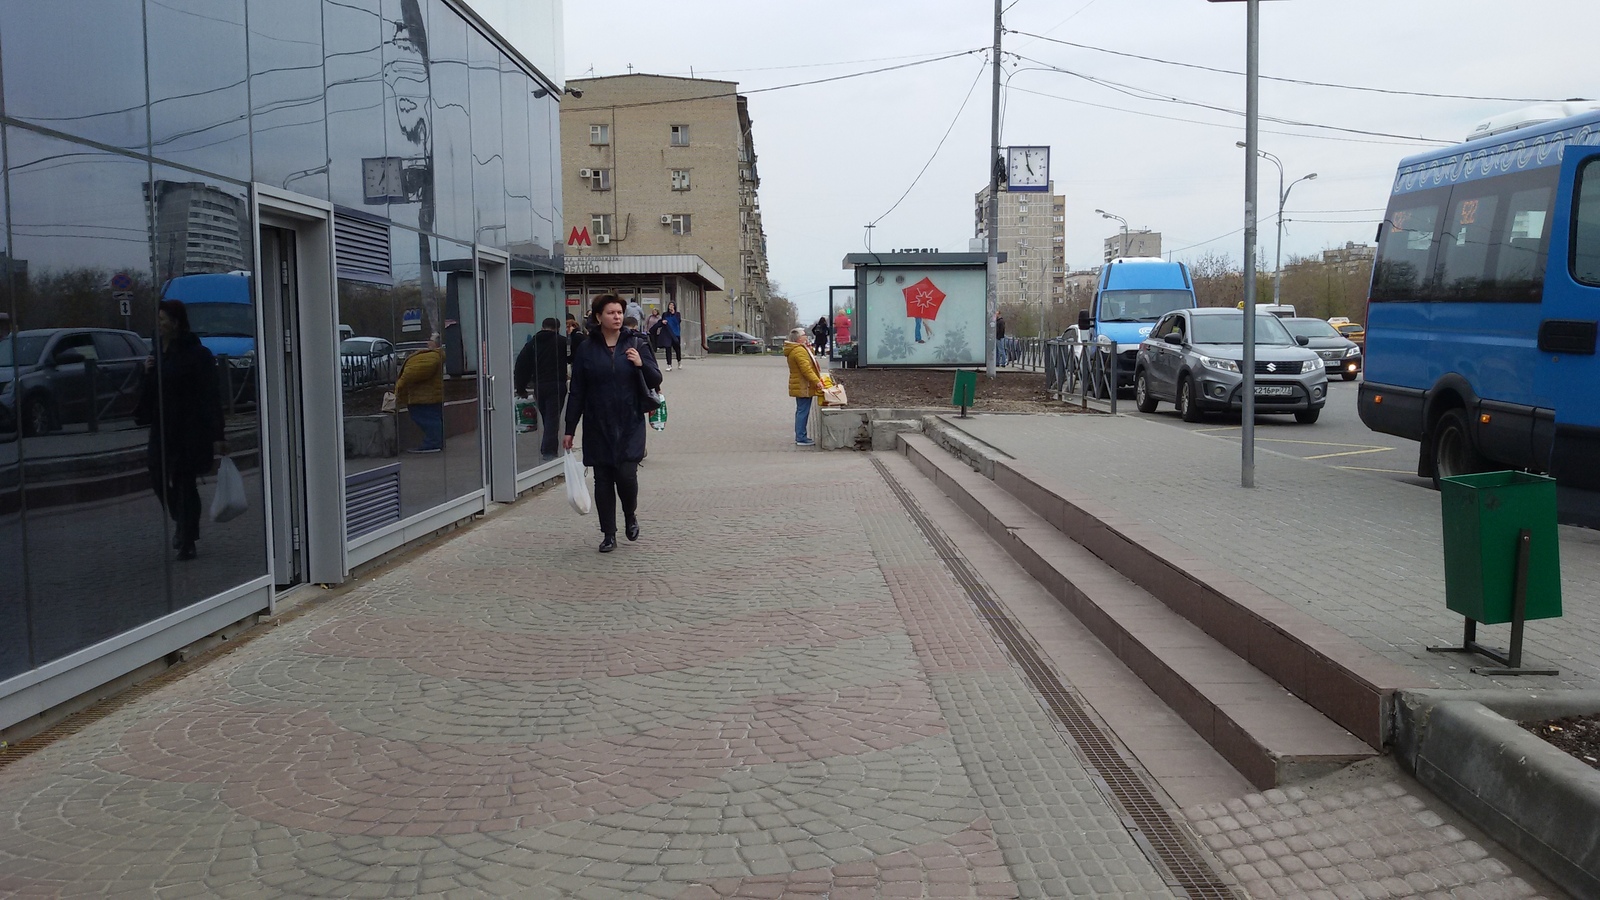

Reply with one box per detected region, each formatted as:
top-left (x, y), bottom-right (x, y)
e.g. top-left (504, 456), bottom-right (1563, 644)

top-left (831, 367), bottom-right (1094, 414)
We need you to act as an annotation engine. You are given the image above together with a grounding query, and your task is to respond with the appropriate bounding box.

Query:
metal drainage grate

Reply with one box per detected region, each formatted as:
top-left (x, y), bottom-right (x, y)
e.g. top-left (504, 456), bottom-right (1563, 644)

top-left (874, 458), bottom-right (1236, 900)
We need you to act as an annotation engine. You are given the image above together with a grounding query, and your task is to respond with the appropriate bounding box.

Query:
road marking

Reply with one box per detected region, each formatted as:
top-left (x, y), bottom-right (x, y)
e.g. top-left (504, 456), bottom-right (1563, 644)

top-left (1303, 447), bottom-right (1394, 460)
top-left (1334, 465), bottom-right (1415, 474)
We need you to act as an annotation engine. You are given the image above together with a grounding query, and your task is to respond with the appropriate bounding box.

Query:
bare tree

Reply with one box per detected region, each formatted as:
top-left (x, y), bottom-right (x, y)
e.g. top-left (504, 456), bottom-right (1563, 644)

top-left (764, 280), bottom-right (799, 336)
top-left (1187, 251), bottom-right (1245, 309)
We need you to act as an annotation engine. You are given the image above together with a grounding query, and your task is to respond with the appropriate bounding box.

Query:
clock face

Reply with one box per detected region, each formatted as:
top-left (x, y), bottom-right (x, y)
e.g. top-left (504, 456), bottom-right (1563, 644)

top-left (1006, 146), bottom-right (1049, 191)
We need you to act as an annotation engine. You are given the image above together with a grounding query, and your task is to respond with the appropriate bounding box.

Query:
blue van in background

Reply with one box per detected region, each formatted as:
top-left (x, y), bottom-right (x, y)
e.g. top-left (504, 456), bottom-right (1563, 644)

top-left (161, 271), bottom-right (256, 405)
top-left (1070, 257), bottom-right (1198, 390)
top-left (1359, 104), bottom-right (1600, 525)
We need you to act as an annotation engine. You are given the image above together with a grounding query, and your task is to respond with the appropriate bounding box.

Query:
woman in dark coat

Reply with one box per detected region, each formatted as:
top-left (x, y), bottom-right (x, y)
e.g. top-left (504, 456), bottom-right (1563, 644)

top-left (562, 293), bottom-right (662, 552)
top-left (136, 299), bottom-right (226, 560)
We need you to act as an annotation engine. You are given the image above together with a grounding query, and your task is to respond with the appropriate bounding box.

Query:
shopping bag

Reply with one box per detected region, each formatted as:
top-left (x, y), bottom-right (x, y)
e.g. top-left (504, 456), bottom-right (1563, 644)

top-left (821, 382), bottom-right (848, 407)
top-left (210, 457), bottom-right (248, 523)
top-left (648, 392), bottom-right (667, 431)
top-left (380, 391), bottom-right (396, 413)
top-left (563, 450), bottom-right (591, 515)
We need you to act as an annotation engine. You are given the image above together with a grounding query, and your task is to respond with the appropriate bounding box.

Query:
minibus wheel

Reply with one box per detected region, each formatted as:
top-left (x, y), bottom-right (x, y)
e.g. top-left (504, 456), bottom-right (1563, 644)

top-left (1431, 408), bottom-right (1483, 488)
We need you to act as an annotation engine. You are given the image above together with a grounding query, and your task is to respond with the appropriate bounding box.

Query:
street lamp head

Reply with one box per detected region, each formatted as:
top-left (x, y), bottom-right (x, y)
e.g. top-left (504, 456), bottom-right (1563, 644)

top-left (1306, 173), bottom-right (1319, 181)
top-left (1093, 208), bottom-right (1107, 215)
top-left (1235, 141), bottom-right (1246, 148)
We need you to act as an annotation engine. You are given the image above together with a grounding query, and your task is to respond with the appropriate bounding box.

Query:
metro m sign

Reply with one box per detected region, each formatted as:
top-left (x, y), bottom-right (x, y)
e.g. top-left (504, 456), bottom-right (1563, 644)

top-left (567, 226), bottom-right (591, 247)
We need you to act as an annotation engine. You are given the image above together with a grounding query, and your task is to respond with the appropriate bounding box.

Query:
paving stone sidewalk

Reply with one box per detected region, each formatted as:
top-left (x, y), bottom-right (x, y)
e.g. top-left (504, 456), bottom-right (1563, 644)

top-left (0, 359), bottom-right (1168, 899)
top-left (948, 413), bottom-right (1600, 691)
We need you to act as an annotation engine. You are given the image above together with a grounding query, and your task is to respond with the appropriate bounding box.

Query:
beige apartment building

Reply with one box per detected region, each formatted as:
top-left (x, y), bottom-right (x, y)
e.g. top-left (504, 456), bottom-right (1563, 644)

top-left (974, 183), bottom-right (1067, 317)
top-left (1103, 228), bottom-right (1162, 262)
top-left (561, 74), bottom-right (771, 338)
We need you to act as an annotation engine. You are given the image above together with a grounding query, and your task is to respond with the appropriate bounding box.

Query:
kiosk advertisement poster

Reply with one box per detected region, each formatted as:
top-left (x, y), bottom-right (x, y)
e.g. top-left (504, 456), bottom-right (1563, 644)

top-left (862, 268), bottom-right (985, 366)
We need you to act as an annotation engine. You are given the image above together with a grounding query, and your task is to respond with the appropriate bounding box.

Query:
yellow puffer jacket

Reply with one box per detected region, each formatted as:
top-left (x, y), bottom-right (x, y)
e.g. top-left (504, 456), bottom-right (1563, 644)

top-left (395, 348), bottom-right (444, 405)
top-left (784, 340), bottom-right (823, 398)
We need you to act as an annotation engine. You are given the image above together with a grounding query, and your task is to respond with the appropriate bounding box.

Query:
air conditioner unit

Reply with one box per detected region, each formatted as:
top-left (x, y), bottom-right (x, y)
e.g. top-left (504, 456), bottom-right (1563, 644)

top-left (660, 215), bottom-right (673, 225)
top-left (578, 168), bottom-right (593, 178)
top-left (594, 234), bottom-right (611, 245)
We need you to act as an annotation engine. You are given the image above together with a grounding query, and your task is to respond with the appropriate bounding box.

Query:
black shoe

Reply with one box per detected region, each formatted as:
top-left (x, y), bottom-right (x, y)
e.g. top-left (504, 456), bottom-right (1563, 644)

top-left (176, 542), bottom-right (197, 561)
top-left (598, 535), bottom-right (616, 553)
top-left (625, 520), bottom-right (640, 542)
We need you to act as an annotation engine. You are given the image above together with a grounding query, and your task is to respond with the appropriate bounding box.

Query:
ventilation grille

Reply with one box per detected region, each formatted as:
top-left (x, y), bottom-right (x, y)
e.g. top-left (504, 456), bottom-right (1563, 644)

top-left (334, 211), bottom-right (392, 285)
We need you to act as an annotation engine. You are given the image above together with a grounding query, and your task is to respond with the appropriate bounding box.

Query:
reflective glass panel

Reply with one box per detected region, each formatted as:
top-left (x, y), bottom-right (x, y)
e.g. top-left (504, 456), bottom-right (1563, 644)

top-left (512, 266), bottom-right (565, 473)
top-left (324, 0), bottom-right (388, 212)
top-left (0, 0), bottom-right (149, 152)
top-left (382, 0), bottom-right (434, 231)
top-left (247, 0), bottom-right (329, 198)
top-left (437, 239), bottom-right (482, 500)
top-left (6, 129), bottom-right (167, 664)
top-left (0, 137), bottom-right (24, 679)
top-left (530, 92), bottom-right (559, 260)
top-left (500, 62), bottom-right (533, 249)
top-left (426, 0), bottom-right (474, 244)
top-left (150, 167), bottom-right (265, 609)
top-left (467, 29), bottom-right (504, 245)
top-left (146, 0), bottom-right (250, 179)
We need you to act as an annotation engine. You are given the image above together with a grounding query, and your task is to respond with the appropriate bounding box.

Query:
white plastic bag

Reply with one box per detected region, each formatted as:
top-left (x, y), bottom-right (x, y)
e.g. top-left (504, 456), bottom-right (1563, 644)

top-left (563, 450), bottom-right (591, 515)
top-left (210, 457), bottom-right (248, 523)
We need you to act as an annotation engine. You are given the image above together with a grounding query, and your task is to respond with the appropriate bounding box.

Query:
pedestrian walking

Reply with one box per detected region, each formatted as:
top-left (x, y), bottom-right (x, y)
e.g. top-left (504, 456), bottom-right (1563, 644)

top-left (563, 294), bottom-right (662, 553)
top-left (661, 302), bottom-right (683, 370)
top-left (783, 326), bottom-right (824, 447)
top-left (566, 314), bottom-right (586, 364)
top-left (995, 314), bottom-right (1008, 366)
top-left (135, 299), bottom-right (226, 561)
top-left (515, 317), bottom-right (568, 461)
top-left (811, 316), bottom-right (831, 354)
top-left (624, 296), bottom-right (645, 326)
top-left (394, 332), bottom-right (445, 452)
top-left (648, 313), bottom-right (673, 369)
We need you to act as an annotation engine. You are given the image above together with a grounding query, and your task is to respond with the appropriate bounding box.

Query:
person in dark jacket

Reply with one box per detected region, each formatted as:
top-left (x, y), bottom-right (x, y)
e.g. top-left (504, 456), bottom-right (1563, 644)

top-left (563, 293), bottom-right (662, 553)
top-left (811, 316), bottom-right (831, 354)
top-left (566, 314), bottom-right (586, 364)
top-left (515, 317), bottom-right (568, 461)
top-left (135, 299), bottom-right (226, 561)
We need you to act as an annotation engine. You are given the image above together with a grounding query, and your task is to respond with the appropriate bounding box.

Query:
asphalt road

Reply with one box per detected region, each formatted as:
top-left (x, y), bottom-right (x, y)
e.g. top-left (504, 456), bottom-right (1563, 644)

top-left (1123, 375), bottom-right (1436, 491)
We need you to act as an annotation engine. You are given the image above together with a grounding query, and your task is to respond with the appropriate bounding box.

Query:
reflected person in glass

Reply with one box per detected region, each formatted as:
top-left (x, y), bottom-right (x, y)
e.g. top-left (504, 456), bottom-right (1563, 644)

top-left (514, 317), bottom-right (567, 462)
top-left (135, 301), bottom-right (226, 561)
top-left (563, 294), bottom-right (661, 553)
top-left (395, 332), bottom-right (444, 452)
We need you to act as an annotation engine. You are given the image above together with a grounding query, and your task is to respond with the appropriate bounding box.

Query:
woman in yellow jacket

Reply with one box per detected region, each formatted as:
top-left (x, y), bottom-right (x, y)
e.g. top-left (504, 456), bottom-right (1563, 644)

top-left (783, 326), bottom-right (824, 446)
top-left (395, 333), bottom-right (445, 452)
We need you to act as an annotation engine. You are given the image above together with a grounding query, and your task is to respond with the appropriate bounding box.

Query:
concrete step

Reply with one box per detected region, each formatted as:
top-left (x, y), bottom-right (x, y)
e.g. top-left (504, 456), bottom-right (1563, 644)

top-left (896, 431), bottom-right (1378, 788)
top-left (912, 419), bottom-right (1432, 751)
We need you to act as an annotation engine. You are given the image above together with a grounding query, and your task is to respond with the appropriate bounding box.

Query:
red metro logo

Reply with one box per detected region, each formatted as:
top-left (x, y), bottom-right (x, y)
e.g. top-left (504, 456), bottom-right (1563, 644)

top-left (567, 226), bottom-right (591, 247)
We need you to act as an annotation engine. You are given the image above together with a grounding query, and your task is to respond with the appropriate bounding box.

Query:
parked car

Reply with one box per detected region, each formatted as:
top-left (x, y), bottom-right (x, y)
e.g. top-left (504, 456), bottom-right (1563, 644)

top-left (707, 330), bottom-right (765, 354)
top-left (1282, 317), bottom-right (1363, 381)
top-left (340, 336), bottom-right (397, 390)
top-left (0, 327), bottom-right (150, 436)
top-left (1133, 308), bottom-right (1327, 424)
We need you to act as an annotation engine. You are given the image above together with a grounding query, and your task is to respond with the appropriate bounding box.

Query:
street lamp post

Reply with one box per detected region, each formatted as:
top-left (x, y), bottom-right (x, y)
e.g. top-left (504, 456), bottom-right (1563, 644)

top-left (1237, 142), bottom-right (1316, 306)
top-left (1094, 209), bottom-right (1129, 259)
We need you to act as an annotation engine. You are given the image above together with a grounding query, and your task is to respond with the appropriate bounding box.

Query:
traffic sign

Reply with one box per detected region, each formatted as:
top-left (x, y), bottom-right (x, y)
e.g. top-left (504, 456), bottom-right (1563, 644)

top-left (119, 299), bottom-right (131, 317)
top-left (111, 272), bottom-right (133, 291)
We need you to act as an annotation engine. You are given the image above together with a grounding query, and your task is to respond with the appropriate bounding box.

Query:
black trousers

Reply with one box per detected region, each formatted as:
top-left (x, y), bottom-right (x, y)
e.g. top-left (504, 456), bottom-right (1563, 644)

top-left (592, 461), bottom-right (639, 537)
top-left (662, 339), bottom-right (681, 367)
top-left (149, 460), bottom-right (202, 544)
top-left (535, 384), bottom-right (563, 460)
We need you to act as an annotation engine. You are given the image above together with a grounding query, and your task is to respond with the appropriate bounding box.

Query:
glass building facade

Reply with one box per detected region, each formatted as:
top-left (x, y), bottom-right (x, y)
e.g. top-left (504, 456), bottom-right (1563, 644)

top-left (0, 0), bottom-right (565, 731)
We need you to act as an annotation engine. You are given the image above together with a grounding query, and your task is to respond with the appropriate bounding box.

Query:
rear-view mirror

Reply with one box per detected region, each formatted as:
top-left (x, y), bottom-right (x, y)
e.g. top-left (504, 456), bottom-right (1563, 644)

top-left (1077, 310), bottom-right (1091, 330)
top-left (1163, 333), bottom-right (1183, 346)
top-left (1295, 335), bottom-right (1310, 346)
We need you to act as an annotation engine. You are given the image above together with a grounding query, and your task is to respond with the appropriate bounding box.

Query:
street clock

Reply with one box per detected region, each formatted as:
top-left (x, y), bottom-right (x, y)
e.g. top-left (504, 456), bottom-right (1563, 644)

top-left (1006, 146), bottom-right (1050, 192)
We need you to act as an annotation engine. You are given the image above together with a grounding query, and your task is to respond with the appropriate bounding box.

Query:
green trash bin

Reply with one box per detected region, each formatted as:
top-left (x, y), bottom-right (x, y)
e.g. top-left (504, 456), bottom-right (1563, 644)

top-left (1439, 471), bottom-right (1561, 625)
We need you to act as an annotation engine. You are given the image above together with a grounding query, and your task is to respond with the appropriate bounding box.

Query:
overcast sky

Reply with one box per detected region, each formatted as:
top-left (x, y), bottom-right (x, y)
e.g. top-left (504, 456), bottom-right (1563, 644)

top-left (566, 0), bottom-right (1598, 322)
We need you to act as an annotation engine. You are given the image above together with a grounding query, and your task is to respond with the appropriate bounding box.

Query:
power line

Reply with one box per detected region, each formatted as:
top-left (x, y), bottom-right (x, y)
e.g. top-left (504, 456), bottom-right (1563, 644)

top-left (1006, 29), bottom-right (1586, 104)
top-left (869, 57), bottom-right (991, 228)
top-left (652, 48), bottom-right (981, 77)
top-left (1005, 52), bottom-right (1454, 144)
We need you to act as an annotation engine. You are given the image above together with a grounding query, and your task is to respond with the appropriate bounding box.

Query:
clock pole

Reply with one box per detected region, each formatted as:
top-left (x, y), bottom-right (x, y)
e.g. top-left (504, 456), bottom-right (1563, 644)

top-left (985, 0), bottom-right (1002, 379)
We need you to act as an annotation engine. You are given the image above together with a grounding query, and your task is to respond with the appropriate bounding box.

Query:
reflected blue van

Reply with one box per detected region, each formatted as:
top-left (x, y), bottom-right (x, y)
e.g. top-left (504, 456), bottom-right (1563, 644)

top-left (161, 271), bottom-right (256, 405)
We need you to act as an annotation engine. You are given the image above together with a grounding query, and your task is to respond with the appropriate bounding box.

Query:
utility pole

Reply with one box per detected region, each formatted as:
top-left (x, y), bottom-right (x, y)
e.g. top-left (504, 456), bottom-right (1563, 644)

top-left (1240, 0), bottom-right (1260, 488)
top-left (985, 0), bottom-right (1002, 379)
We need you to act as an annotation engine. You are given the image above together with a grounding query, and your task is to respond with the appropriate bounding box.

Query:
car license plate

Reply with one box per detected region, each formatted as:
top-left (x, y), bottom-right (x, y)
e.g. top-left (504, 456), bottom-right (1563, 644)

top-left (1256, 385), bottom-right (1293, 397)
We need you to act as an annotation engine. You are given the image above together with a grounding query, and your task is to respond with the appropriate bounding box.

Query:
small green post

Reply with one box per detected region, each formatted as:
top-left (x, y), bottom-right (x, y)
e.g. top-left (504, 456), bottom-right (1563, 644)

top-left (951, 370), bottom-right (977, 418)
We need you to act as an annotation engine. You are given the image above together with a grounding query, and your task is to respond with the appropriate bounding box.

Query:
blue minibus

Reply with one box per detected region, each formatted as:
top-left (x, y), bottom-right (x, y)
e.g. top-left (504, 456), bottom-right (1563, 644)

top-left (1073, 257), bottom-right (1197, 390)
top-left (1359, 106), bottom-right (1600, 526)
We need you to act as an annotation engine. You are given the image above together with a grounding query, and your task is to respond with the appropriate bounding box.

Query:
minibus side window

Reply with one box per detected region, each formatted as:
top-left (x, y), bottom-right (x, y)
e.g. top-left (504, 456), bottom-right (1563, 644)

top-left (1493, 183), bottom-right (1553, 301)
top-left (1572, 159), bottom-right (1600, 287)
top-left (1437, 189), bottom-right (1499, 300)
top-left (1372, 196), bottom-right (1442, 301)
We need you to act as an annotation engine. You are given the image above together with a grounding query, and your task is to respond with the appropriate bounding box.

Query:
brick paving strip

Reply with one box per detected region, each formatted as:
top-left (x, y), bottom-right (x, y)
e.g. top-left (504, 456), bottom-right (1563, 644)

top-left (0, 360), bottom-right (1176, 899)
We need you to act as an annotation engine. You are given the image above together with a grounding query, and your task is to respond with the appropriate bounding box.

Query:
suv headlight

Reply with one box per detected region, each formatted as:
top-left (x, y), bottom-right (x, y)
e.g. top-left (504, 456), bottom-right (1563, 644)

top-left (1197, 354), bottom-right (1239, 373)
top-left (1302, 359), bottom-right (1323, 374)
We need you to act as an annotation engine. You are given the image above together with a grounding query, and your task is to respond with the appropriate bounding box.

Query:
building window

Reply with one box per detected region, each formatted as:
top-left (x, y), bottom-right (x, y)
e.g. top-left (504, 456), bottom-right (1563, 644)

top-left (591, 214), bottom-right (613, 241)
top-left (669, 213), bottom-right (691, 235)
top-left (670, 124), bottom-right (690, 146)
top-left (585, 168), bottom-right (611, 191)
top-left (590, 124), bottom-right (609, 145)
top-left (671, 169), bottom-right (691, 191)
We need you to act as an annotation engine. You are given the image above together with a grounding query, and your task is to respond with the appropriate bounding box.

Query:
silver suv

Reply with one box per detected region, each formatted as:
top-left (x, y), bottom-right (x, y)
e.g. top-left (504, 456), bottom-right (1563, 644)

top-left (1134, 308), bottom-right (1327, 424)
